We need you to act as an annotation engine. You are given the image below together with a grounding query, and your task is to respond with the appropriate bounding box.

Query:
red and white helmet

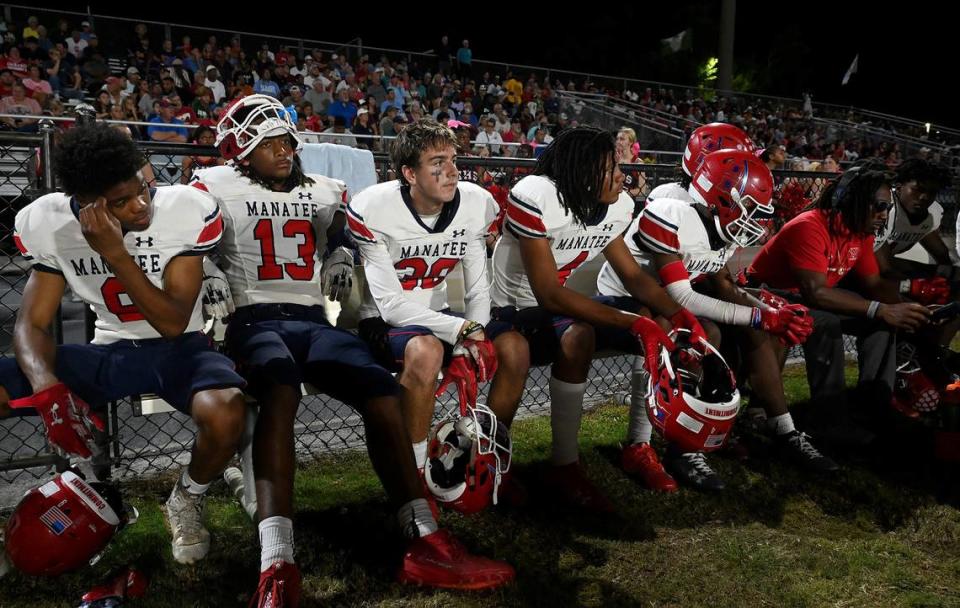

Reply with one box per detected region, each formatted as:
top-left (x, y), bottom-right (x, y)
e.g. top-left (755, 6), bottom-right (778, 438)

top-left (215, 94), bottom-right (302, 161)
top-left (682, 122), bottom-right (756, 177)
top-left (895, 343), bottom-right (940, 413)
top-left (646, 329), bottom-right (741, 452)
top-left (424, 404), bottom-right (512, 514)
top-left (4, 472), bottom-right (129, 576)
top-left (689, 149), bottom-right (775, 247)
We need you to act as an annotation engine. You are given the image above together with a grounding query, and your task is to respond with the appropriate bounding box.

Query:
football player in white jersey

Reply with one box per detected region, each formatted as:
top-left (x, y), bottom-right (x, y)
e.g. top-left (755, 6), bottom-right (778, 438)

top-left (598, 149), bottom-right (833, 492)
top-left (0, 124), bottom-right (248, 565)
top-left (873, 160), bottom-right (955, 318)
top-left (490, 126), bottom-right (706, 513)
top-left (350, 119), bottom-right (530, 505)
top-left (196, 96), bottom-right (514, 605)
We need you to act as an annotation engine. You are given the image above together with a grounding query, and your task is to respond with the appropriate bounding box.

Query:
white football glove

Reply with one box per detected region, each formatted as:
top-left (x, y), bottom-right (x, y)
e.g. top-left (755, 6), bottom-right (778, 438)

top-left (321, 247), bottom-right (354, 302)
top-left (201, 257), bottom-right (235, 321)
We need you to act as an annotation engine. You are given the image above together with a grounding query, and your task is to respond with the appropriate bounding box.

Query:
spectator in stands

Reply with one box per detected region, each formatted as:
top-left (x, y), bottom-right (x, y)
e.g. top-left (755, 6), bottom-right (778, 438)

top-left (65, 29), bottom-right (86, 60)
top-left (475, 117), bottom-right (503, 155)
top-left (22, 15), bottom-right (40, 41)
top-left (615, 127), bottom-right (645, 201)
top-left (300, 102), bottom-right (322, 132)
top-left (147, 98), bottom-right (188, 143)
top-left (320, 115), bottom-right (357, 147)
top-left (0, 69), bottom-right (12, 98)
top-left (104, 76), bottom-right (127, 107)
top-left (191, 87), bottom-right (215, 124)
top-left (460, 102), bottom-right (479, 128)
top-left (380, 105), bottom-right (399, 137)
top-left (281, 84), bottom-right (304, 109)
top-left (169, 95), bottom-right (197, 125)
top-left (4, 46), bottom-right (28, 80)
top-left (437, 34), bottom-right (453, 74)
top-left (304, 78), bottom-right (330, 115)
top-left (380, 88), bottom-right (401, 115)
top-left (22, 65), bottom-right (52, 98)
top-left (138, 80), bottom-right (157, 118)
top-left (93, 90), bottom-right (112, 119)
top-left (253, 68), bottom-right (281, 99)
top-left (121, 95), bottom-right (141, 123)
top-left (531, 127), bottom-right (551, 158)
top-left (180, 125), bottom-right (223, 183)
top-left (501, 116), bottom-right (526, 150)
top-left (327, 89), bottom-right (358, 127)
top-left (203, 65), bottom-right (226, 104)
top-left (1, 83), bottom-right (42, 131)
top-left (761, 144), bottom-right (786, 170)
top-left (352, 107), bottom-right (375, 149)
top-left (124, 66), bottom-right (140, 95)
top-left (456, 39), bottom-right (472, 78)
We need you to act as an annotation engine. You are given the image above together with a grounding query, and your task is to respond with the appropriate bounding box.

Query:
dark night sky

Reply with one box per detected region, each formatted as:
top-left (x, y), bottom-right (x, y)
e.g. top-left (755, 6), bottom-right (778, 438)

top-left (29, 2), bottom-right (953, 127)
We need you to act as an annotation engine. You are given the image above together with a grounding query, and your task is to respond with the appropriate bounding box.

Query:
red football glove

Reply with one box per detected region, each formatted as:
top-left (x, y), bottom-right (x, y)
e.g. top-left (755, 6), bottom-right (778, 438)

top-left (630, 316), bottom-right (676, 374)
top-left (758, 288), bottom-right (789, 311)
top-left (435, 356), bottom-right (480, 416)
top-left (456, 337), bottom-right (498, 383)
top-left (755, 303), bottom-right (815, 346)
top-left (668, 308), bottom-right (708, 350)
top-left (9, 383), bottom-right (105, 459)
top-left (907, 277), bottom-right (950, 305)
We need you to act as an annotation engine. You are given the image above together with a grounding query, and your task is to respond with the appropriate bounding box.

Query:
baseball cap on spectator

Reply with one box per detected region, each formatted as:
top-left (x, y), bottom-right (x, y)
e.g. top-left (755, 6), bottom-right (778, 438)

top-left (331, 54), bottom-right (338, 60)
top-left (81, 21), bottom-right (91, 27)
top-left (127, 67), bottom-right (139, 76)
top-left (357, 108), bottom-right (368, 116)
top-left (289, 85), bottom-right (301, 94)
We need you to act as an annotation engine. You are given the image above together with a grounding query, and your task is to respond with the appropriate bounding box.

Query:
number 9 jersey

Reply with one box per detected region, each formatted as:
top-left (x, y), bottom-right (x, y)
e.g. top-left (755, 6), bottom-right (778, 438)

top-left (192, 165), bottom-right (347, 308)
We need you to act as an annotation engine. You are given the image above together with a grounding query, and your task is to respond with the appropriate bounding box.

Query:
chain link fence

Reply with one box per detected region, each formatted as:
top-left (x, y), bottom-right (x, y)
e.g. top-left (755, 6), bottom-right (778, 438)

top-left (1, 137), bottom-right (956, 503)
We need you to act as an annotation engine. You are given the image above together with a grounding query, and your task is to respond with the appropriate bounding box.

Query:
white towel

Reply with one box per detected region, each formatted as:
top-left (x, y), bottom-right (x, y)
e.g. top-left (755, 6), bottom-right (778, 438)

top-left (298, 142), bottom-right (378, 199)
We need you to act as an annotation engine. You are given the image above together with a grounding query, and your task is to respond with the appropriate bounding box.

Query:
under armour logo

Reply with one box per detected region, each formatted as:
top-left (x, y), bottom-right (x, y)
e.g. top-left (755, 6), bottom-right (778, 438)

top-left (135, 236), bottom-right (154, 247)
top-left (298, 192), bottom-right (313, 200)
top-left (50, 402), bottom-right (63, 426)
top-left (451, 229), bottom-right (466, 238)
top-left (601, 224), bottom-right (615, 232)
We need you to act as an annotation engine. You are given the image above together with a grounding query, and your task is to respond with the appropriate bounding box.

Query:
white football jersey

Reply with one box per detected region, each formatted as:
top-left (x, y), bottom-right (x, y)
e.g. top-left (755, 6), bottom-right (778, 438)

top-left (492, 174), bottom-right (634, 310)
top-left (348, 180), bottom-right (498, 345)
top-left (645, 181), bottom-right (690, 205)
top-left (14, 186), bottom-right (221, 344)
top-left (193, 165), bottom-right (346, 308)
top-left (874, 193), bottom-right (942, 255)
top-left (597, 195), bottom-right (738, 297)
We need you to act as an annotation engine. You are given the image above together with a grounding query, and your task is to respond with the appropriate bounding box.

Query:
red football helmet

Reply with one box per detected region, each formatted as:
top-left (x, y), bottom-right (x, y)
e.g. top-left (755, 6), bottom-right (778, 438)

top-left (646, 329), bottom-right (741, 452)
top-left (895, 343), bottom-right (940, 414)
top-left (423, 404), bottom-right (512, 514)
top-left (4, 471), bottom-right (131, 576)
top-left (682, 122), bottom-right (757, 177)
top-left (689, 150), bottom-right (775, 247)
top-left (215, 94), bottom-right (303, 161)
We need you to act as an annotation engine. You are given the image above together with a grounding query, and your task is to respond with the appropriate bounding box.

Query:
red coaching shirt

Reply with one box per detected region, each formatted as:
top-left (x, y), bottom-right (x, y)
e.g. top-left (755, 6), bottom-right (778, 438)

top-left (748, 209), bottom-right (879, 290)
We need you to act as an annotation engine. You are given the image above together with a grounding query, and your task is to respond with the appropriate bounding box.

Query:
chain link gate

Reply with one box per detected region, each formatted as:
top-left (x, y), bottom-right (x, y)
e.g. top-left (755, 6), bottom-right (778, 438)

top-left (1, 136), bottom-right (955, 506)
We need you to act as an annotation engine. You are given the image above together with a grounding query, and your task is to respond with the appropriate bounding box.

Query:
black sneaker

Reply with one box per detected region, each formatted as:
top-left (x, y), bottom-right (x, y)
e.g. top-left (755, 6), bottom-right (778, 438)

top-left (665, 451), bottom-right (726, 492)
top-left (775, 431), bottom-right (840, 473)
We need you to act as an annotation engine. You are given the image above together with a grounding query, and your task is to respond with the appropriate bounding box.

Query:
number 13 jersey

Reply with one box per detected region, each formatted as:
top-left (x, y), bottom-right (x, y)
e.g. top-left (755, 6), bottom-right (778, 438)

top-left (193, 165), bottom-right (346, 308)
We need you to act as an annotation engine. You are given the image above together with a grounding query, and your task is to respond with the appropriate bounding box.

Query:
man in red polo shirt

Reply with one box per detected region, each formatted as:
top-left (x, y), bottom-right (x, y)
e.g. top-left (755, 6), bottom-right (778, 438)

top-left (744, 166), bottom-right (930, 442)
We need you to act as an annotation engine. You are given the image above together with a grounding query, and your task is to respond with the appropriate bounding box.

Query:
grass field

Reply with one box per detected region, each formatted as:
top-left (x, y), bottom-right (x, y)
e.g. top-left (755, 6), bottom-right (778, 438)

top-left (2, 365), bottom-right (960, 607)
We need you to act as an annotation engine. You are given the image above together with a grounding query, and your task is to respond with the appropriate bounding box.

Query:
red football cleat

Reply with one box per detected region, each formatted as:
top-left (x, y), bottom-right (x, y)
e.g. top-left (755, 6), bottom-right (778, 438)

top-left (250, 561), bottom-right (301, 608)
top-left (398, 529), bottom-right (515, 590)
top-left (621, 443), bottom-right (678, 492)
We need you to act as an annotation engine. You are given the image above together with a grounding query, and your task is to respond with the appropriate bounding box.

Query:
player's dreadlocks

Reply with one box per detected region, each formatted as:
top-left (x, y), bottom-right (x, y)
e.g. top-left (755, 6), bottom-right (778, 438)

top-left (815, 160), bottom-right (893, 236)
top-left (230, 104), bottom-right (314, 192)
top-left (54, 123), bottom-right (145, 198)
top-left (534, 126), bottom-right (618, 226)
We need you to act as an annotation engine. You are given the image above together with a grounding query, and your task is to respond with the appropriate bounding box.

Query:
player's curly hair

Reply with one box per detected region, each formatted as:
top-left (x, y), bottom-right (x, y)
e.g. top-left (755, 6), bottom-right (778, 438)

top-left (53, 123), bottom-right (146, 198)
top-left (534, 126), bottom-right (617, 226)
top-left (895, 158), bottom-right (952, 191)
top-left (229, 104), bottom-right (314, 192)
top-left (391, 118), bottom-right (459, 186)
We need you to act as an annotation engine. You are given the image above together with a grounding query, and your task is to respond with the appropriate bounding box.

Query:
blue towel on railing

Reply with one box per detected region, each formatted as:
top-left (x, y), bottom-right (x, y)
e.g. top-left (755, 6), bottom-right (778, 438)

top-left (298, 143), bottom-right (378, 198)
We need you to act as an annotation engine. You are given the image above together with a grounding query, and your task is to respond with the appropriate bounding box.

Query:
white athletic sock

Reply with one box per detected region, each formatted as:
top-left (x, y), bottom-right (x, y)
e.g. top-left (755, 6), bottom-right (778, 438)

top-left (549, 376), bottom-right (588, 466)
top-left (627, 356), bottom-right (653, 445)
top-left (767, 413), bottom-right (796, 436)
top-left (397, 498), bottom-right (439, 539)
top-left (180, 469), bottom-right (210, 496)
top-left (258, 516), bottom-right (295, 572)
top-left (412, 440), bottom-right (429, 470)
